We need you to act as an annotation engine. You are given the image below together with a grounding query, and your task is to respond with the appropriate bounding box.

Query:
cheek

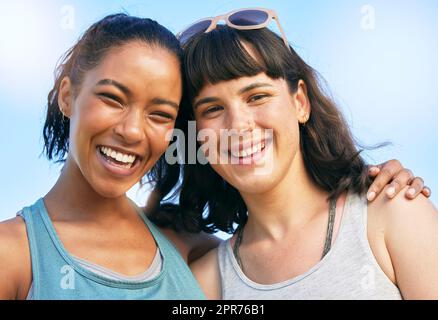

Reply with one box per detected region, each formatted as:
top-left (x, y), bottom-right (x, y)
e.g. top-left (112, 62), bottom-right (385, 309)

top-left (195, 117), bottom-right (214, 132)
top-left (196, 118), bottom-right (222, 147)
top-left (254, 104), bottom-right (301, 165)
top-left (71, 94), bottom-right (116, 134)
top-left (69, 96), bottom-right (119, 161)
top-left (145, 124), bottom-right (175, 157)
top-left (259, 101), bottom-right (298, 133)
top-left (196, 122), bottom-right (223, 160)
top-left (275, 117), bottom-right (300, 152)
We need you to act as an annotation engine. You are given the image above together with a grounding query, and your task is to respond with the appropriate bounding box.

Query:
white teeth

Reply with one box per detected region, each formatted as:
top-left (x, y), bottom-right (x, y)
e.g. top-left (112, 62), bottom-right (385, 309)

top-left (99, 146), bottom-right (137, 165)
top-left (231, 142), bottom-right (265, 158)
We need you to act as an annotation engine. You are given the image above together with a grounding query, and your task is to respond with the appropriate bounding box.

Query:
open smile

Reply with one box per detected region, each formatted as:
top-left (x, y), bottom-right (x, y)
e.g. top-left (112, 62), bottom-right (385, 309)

top-left (227, 138), bottom-right (273, 166)
top-left (96, 145), bottom-right (143, 177)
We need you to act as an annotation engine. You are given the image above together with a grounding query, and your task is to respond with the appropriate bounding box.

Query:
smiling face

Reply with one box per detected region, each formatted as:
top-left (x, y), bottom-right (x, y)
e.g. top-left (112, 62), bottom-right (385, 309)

top-left (58, 41), bottom-right (182, 198)
top-left (193, 72), bottom-right (310, 195)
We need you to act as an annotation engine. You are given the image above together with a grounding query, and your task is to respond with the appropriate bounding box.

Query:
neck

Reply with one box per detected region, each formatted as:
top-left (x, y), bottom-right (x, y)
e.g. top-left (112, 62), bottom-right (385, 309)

top-left (44, 157), bottom-right (132, 223)
top-left (240, 150), bottom-right (329, 241)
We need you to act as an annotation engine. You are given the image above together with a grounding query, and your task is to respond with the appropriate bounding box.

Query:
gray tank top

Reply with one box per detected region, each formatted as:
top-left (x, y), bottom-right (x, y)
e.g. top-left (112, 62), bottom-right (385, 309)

top-left (217, 191), bottom-right (402, 300)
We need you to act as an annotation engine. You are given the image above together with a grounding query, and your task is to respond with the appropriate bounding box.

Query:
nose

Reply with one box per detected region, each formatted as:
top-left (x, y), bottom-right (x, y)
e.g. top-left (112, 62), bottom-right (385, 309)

top-left (113, 108), bottom-right (146, 144)
top-left (227, 104), bottom-right (255, 134)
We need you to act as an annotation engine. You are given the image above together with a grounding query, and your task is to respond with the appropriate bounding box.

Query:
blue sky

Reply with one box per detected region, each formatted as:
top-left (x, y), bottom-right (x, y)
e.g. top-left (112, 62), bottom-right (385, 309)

top-left (0, 0), bottom-right (437, 221)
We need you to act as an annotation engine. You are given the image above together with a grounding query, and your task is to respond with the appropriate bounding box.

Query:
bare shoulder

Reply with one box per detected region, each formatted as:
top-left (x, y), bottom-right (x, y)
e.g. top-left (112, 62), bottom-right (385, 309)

top-left (190, 247), bottom-right (222, 300)
top-left (368, 185), bottom-right (437, 228)
top-left (0, 216), bottom-right (32, 299)
top-left (0, 216), bottom-right (29, 262)
top-left (368, 185), bottom-right (438, 249)
top-left (157, 226), bottom-right (222, 263)
top-left (368, 186), bottom-right (438, 298)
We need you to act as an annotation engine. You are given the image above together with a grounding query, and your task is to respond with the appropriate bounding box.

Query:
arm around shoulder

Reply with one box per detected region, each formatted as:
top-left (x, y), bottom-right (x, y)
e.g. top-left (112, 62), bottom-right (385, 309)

top-left (370, 186), bottom-right (438, 299)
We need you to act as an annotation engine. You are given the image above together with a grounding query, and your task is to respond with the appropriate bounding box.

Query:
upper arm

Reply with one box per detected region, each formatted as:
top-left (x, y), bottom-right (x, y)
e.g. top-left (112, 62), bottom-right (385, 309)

top-left (0, 217), bottom-right (31, 300)
top-left (373, 186), bottom-right (438, 299)
top-left (190, 248), bottom-right (222, 300)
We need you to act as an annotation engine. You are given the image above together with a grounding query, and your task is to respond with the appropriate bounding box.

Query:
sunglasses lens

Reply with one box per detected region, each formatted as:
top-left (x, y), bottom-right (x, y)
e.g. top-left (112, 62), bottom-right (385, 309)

top-left (229, 9), bottom-right (269, 26)
top-left (178, 20), bottom-right (212, 43)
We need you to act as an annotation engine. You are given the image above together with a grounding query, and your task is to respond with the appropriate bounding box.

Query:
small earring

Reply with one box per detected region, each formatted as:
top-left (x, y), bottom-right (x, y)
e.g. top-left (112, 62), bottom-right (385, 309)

top-left (301, 114), bottom-right (309, 126)
top-left (60, 108), bottom-right (66, 122)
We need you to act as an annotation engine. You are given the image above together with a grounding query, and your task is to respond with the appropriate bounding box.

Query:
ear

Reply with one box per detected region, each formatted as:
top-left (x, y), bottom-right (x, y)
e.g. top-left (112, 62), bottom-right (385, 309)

top-left (58, 77), bottom-right (73, 118)
top-left (292, 80), bottom-right (311, 124)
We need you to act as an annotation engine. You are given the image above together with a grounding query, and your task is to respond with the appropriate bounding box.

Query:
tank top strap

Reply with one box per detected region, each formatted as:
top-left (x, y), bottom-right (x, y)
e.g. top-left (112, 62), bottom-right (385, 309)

top-left (18, 198), bottom-right (206, 299)
top-left (19, 198), bottom-right (73, 299)
top-left (130, 202), bottom-right (188, 266)
top-left (216, 191), bottom-right (402, 299)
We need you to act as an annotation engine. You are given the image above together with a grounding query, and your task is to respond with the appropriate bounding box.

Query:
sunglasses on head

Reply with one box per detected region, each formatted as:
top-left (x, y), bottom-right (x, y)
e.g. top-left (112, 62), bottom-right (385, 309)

top-left (177, 7), bottom-right (290, 50)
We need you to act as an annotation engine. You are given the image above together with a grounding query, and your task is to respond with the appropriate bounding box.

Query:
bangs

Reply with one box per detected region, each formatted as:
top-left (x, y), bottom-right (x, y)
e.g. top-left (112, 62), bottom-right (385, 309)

top-left (182, 26), bottom-right (287, 101)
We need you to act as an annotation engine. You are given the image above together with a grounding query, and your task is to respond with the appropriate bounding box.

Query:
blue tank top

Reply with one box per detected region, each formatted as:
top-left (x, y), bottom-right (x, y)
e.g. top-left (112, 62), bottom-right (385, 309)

top-left (19, 198), bottom-right (205, 300)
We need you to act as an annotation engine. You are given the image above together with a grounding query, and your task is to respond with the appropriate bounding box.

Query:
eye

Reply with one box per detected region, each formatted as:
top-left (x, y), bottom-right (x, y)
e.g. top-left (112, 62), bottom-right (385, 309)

top-left (202, 105), bottom-right (224, 116)
top-left (248, 94), bottom-right (270, 103)
top-left (149, 111), bottom-right (175, 122)
top-left (98, 92), bottom-right (125, 108)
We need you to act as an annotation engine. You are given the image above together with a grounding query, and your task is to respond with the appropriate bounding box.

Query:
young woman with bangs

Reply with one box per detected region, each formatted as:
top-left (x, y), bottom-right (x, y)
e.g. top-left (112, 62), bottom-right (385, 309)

top-left (151, 8), bottom-right (438, 300)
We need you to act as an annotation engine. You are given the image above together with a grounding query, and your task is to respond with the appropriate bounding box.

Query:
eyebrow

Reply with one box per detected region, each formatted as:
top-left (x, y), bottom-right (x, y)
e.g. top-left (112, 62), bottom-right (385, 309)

top-left (238, 82), bottom-right (274, 95)
top-left (193, 82), bottom-right (274, 110)
top-left (151, 98), bottom-right (179, 110)
top-left (193, 97), bottom-right (221, 110)
top-left (95, 79), bottom-right (132, 97)
top-left (96, 79), bottom-right (179, 109)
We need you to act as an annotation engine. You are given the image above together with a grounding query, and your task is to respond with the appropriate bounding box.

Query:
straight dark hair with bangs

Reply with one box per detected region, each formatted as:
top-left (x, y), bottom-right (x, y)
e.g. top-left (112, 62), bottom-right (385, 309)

top-left (148, 25), bottom-right (374, 234)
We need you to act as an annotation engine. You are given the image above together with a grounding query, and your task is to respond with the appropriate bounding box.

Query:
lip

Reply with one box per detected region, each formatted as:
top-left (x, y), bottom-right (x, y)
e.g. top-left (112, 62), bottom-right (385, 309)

top-left (96, 146), bottom-right (142, 177)
top-left (227, 138), bottom-right (273, 166)
top-left (226, 138), bottom-right (266, 155)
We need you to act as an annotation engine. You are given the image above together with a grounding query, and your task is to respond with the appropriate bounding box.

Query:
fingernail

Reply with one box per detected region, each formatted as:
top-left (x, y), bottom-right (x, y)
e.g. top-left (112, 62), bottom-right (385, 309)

top-left (407, 188), bottom-right (415, 196)
top-left (367, 191), bottom-right (376, 201)
top-left (387, 187), bottom-right (395, 197)
top-left (369, 167), bottom-right (379, 173)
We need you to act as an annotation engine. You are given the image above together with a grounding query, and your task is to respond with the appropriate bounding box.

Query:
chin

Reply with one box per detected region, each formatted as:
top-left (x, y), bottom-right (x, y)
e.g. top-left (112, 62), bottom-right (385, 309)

top-left (93, 180), bottom-right (132, 199)
top-left (231, 176), bottom-right (277, 195)
top-left (98, 188), bottom-right (127, 199)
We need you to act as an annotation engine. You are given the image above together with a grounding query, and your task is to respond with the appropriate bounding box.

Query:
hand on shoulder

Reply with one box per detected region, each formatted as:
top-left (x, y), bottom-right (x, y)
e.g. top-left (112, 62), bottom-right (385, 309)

top-left (369, 186), bottom-right (438, 299)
